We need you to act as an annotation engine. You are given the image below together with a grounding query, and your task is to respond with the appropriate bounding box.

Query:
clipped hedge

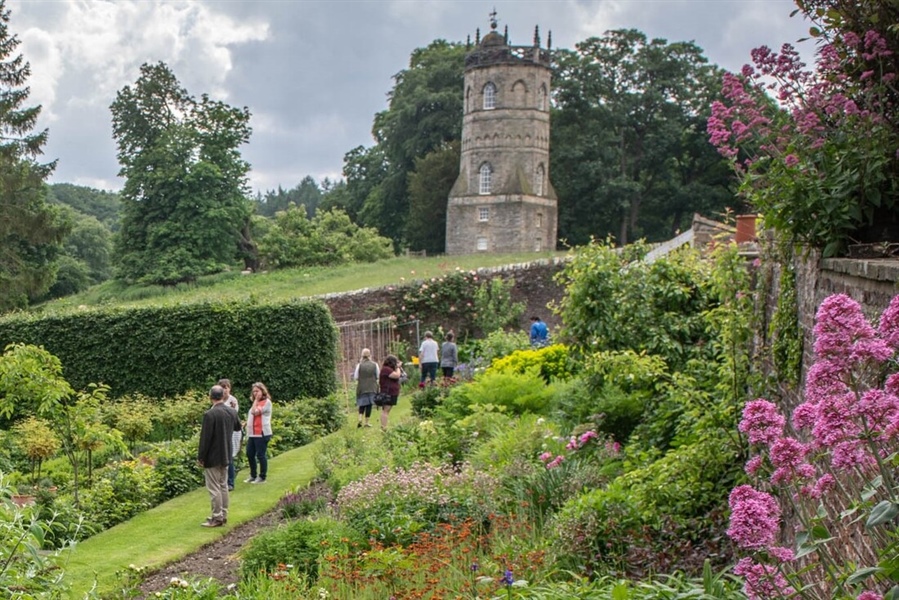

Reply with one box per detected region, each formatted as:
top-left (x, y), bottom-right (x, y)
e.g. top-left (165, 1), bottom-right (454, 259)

top-left (0, 301), bottom-right (338, 401)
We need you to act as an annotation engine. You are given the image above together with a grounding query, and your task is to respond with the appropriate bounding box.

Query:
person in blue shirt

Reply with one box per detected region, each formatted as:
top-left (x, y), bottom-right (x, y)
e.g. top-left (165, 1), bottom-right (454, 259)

top-left (529, 316), bottom-right (549, 347)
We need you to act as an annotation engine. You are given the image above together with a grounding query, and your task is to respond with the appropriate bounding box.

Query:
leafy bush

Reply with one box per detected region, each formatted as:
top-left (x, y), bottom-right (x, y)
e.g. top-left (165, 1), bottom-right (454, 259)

top-left (142, 439), bottom-right (204, 502)
top-left (313, 432), bottom-right (392, 492)
top-left (80, 459), bottom-right (161, 530)
top-left (151, 391), bottom-right (208, 441)
top-left (409, 380), bottom-right (455, 418)
top-left (465, 329), bottom-right (530, 367)
top-left (278, 481), bottom-right (334, 520)
top-left (487, 343), bottom-right (577, 383)
top-left (437, 371), bottom-right (554, 422)
top-left (240, 517), bottom-right (361, 582)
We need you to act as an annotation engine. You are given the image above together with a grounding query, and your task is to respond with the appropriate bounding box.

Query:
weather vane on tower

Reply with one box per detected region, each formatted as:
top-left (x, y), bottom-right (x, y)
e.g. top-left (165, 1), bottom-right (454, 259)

top-left (489, 7), bottom-right (498, 30)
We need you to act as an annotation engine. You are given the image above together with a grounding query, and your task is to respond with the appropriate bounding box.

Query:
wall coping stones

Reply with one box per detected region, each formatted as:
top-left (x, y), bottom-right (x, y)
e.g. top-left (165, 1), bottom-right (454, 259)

top-left (821, 258), bottom-right (899, 282)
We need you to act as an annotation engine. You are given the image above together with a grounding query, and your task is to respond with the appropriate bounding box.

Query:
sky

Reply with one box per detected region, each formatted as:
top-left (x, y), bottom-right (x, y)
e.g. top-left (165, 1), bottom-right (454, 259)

top-left (7, 0), bottom-right (813, 194)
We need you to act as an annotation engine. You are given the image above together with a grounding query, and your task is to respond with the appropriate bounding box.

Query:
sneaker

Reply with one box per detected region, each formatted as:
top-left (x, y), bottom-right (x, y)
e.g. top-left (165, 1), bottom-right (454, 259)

top-left (243, 477), bottom-right (256, 483)
top-left (202, 517), bottom-right (224, 527)
top-left (254, 477), bottom-right (265, 484)
top-left (227, 485), bottom-right (234, 491)
top-left (357, 422), bottom-right (362, 428)
top-left (365, 423), bottom-right (372, 427)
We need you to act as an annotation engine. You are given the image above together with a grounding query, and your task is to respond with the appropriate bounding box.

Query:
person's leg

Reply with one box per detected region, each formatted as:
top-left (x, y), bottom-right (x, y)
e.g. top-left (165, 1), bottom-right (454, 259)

top-left (442, 366), bottom-right (454, 378)
top-left (380, 404), bottom-right (391, 429)
top-left (218, 465), bottom-right (229, 521)
top-left (258, 435), bottom-right (271, 481)
top-left (227, 460), bottom-right (235, 489)
top-left (363, 403), bottom-right (373, 426)
top-left (357, 404), bottom-right (365, 426)
top-left (427, 363), bottom-right (438, 383)
top-left (245, 437), bottom-right (258, 481)
top-left (203, 467), bottom-right (225, 525)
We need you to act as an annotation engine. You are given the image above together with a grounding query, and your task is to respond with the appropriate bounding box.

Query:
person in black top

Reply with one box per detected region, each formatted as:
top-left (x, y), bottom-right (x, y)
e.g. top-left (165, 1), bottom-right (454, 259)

top-left (197, 384), bottom-right (240, 527)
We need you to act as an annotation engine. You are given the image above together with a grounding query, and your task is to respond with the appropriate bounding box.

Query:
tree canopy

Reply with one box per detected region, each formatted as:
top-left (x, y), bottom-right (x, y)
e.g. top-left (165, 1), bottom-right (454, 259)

top-left (110, 62), bottom-right (253, 285)
top-left (0, 0), bottom-right (68, 311)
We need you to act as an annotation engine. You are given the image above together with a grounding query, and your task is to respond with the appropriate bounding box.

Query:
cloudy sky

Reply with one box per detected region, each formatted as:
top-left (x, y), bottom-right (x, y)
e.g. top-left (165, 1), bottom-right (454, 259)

top-left (8, 0), bottom-right (812, 194)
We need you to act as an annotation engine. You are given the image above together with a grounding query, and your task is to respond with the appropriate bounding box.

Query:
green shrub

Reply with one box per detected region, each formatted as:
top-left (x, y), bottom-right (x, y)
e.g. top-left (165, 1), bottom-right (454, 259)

top-left (277, 481), bottom-right (334, 519)
top-left (487, 343), bottom-right (577, 383)
top-left (0, 300), bottom-right (339, 402)
top-left (314, 432), bottom-right (392, 492)
top-left (465, 329), bottom-right (530, 368)
top-left (151, 391), bottom-right (208, 441)
top-left (409, 381), bottom-right (454, 418)
top-left (80, 459), bottom-right (161, 530)
top-left (437, 371), bottom-right (553, 422)
top-left (240, 517), bottom-right (361, 582)
top-left (142, 439), bottom-right (204, 502)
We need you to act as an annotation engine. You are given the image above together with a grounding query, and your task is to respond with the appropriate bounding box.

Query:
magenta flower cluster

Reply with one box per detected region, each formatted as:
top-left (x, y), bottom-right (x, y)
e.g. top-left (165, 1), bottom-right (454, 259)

top-left (539, 429), bottom-right (620, 470)
top-left (729, 294), bottom-right (899, 600)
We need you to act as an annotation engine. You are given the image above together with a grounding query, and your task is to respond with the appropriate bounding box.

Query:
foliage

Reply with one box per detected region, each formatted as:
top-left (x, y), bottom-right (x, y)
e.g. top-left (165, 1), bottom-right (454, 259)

top-left (770, 258), bottom-right (802, 388)
top-left (436, 371), bottom-right (554, 422)
top-left (0, 300), bottom-right (339, 401)
top-left (149, 390), bottom-right (208, 441)
top-left (728, 293), bottom-right (899, 600)
top-left (254, 175), bottom-right (323, 218)
top-left (12, 416), bottom-right (60, 483)
top-left (142, 439), bottom-right (205, 502)
top-left (239, 517), bottom-right (361, 582)
top-left (552, 29), bottom-right (733, 246)
top-left (272, 394), bottom-right (345, 448)
top-left (111, 61), bottom-right (253, 284)
top-left (335, 461), bottom-right (500, 546)
top-left (257, 206), bottom-right (394, 269)
top-left (313, 431), bottom-right (393, 492)
top-left (0, 1), bottom-right (69, 312)
top-left (79, 459), bottom-right (161, 531)
top-left (471, 276), bottom-right (526, 335)
top-left (554, 240), bottom-right (715, 370)
top-left (487, 343), bottom-right (577, 383)
top-left (349, 40), bottom-right (466, 246)
top-left (47, 183), bottom-right (121, 231)
top-left (708, 5), bottom-right (899, 256)
top-left (408, 380), bottom-right (455, 418)
top-left (464, 329), bottom-right (531, 368)
top-left (405, 141), bottom-right (459, 254)
top-left (105, 394), bottom-right (155, 452)
top-left (278, 481), bottom-right (333, 520)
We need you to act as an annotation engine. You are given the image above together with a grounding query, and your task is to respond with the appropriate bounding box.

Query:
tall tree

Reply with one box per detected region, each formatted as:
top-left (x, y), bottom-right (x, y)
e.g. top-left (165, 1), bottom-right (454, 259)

top-left (406, 141), bottom-right (460, 254)
top-left (110, 62), bottom-right (253, 285)
top-left (0, 0), bottom-right (68, 311)
top-left (552, 30), bottom-right (733, 245)
top-left (346, 40), bottom-right (465, 245)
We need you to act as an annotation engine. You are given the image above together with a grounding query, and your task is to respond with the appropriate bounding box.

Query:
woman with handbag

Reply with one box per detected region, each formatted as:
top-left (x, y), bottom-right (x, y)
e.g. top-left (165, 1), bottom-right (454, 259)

top-left (378, 355), bottom-right (405, 431)
top-left (353, 348), bottom-right (379, 428)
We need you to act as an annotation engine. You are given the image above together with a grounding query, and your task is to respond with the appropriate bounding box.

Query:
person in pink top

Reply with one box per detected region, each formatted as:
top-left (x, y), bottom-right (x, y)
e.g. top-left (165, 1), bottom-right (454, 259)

top-left (244, 382), bottom-right (272, 484)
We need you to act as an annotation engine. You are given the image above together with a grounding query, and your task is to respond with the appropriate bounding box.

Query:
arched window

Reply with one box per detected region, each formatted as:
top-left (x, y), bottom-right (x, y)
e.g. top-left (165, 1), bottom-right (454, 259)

top-left (535, 164), bottom-right (545, 196)
top-left (465, 86), bottom-right (472, 113)
top-left (537, 84), bottom-right (547, 111)
top-left (483, 82), bottom-right (496, 110)
top-left (479, 163), bottom-right (493, 194)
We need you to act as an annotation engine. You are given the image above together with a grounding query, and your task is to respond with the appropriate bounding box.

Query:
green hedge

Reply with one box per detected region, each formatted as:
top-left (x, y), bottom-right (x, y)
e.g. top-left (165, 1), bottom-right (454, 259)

top-left (0, 301), bottom-right (338, 401)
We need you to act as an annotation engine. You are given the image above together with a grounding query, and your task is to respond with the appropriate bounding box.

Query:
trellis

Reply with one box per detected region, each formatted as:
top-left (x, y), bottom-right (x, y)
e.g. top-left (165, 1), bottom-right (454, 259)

top-left (336, 317), bottom-right (399, 406)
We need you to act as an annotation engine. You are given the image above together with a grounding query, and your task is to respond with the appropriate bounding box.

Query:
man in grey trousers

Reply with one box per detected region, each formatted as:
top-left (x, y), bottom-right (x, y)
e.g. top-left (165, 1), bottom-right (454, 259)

top-left (197, 384), bottom-right (240, 527)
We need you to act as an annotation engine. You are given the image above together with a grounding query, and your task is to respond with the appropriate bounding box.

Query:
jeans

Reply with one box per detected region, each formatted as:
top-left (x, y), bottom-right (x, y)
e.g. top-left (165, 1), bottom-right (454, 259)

top-left (420, 362), bottom-right (438, 384)
top-left (246, 435), bottom-right (271, 480)
top-left (227, 459), bottom-right (236, 488)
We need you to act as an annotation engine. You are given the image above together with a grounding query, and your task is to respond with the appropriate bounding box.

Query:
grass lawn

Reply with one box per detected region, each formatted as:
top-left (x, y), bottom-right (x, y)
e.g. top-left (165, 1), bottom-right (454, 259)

top-left (61, 398), bottom-right (413, 598)
top-left (34, 252), bottom-right (565, 315)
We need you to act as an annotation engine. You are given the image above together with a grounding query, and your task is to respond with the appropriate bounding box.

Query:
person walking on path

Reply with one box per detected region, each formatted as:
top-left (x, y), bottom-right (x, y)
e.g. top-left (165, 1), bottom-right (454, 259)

top-left (197, 384), bottom-right (240, 527)
top-left (353, 348), bottom-right (379, 428)
top-left (378, 355), bottom-right (405, 430)
top-left (418, 331), bottom-right (439, 387)
top-left (440, 331), bottom-right (458, 379)
top-left (529, 316), bottom-right (549, 347)
top-left (219, 378), bottom-right (242, 491)
top-left (244, 382), bottom-right (273, 484)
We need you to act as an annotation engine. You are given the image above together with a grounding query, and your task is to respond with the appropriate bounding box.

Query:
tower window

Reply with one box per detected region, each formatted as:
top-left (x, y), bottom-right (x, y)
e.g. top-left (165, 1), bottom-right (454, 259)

top-left (537, 84), bottom-right (547, 111)
top-left (534, 237), bottom-right (543, 251)
top-left (477, 236), bottom-right (489, 251)
top-left (483, 82), bottom-right (496, 110)
top-left (479, 163), bottom-right (493, 194)
top-left (478, 207), bottom-right (490, 222)
top-left (536, 212), bottom-right (543, 228)
top-left (535, 164), bottom-right (545, 196)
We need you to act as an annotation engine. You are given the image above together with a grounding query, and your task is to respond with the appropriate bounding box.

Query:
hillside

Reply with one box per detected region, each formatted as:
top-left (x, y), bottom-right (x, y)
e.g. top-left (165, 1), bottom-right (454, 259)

top-left (28, 252), bottom-right (565, 315)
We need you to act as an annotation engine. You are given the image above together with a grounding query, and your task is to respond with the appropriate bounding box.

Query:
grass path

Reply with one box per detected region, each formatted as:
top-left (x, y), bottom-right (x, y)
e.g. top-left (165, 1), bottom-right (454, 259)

top-left (62, 398), bottom-right (413, 598)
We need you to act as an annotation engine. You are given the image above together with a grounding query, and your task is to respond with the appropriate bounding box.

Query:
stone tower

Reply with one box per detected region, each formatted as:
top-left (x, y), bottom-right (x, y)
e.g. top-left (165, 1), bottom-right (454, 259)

top-left (445, 15), bottom-right (557, 255)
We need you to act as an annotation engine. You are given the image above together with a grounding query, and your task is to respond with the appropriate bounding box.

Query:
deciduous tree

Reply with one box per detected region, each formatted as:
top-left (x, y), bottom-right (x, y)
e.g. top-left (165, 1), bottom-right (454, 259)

top-left (111, 62), bottom-right (253, 284)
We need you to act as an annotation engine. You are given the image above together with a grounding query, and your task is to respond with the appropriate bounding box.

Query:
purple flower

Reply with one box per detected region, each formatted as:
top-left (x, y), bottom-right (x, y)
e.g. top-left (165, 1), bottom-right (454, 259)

top-left (502, 569), bottom-right (514, 586)
top-left (857, 592), bottom-right (883, 600)
top-left (470, 562), bottom-right (479, 572)
top-left (879, 295), bottom-right (899, 349)
top-left (734, 557), bottom-right (796, 600)
top-left (739, 399), bottom-right (785, 446)
top-left (727, 485), bottom-right (781, 550)
top-left (744, 455), bottom-right (764, 475)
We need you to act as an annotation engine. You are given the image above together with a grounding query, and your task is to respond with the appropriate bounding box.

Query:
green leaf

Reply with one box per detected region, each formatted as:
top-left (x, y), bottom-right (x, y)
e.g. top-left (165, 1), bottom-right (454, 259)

top-left (846, 566), bottom-right (883, 585)
top-left (866, 500), bottom-right (899, 528)
top-left (809, 26), bottom-right (822, 37)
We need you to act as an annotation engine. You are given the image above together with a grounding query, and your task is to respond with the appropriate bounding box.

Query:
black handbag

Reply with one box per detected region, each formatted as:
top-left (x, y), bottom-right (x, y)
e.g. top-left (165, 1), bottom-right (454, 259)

top-left (374, 392), bottom-right (391, 406)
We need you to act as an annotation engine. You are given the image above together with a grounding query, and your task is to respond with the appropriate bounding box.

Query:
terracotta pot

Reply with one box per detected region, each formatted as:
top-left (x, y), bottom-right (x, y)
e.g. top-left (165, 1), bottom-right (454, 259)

top-left (735, 214), bottom-right (758, 243)
top-left (11, 494), bottom-right (36, 507)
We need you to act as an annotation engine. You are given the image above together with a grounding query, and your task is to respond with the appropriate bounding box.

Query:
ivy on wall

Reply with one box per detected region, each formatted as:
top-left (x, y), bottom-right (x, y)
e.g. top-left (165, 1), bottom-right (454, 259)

top-left (0, 301), bottom-right (338, 401)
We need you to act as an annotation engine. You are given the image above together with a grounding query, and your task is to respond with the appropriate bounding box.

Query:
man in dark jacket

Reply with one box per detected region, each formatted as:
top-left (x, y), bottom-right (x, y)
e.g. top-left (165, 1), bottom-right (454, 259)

top-left (197, 384), bottom-right (240, 527)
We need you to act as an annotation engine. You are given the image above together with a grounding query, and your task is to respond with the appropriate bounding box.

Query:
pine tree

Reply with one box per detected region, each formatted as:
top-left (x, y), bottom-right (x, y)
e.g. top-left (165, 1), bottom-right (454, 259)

top-left (0, 0), bottom-right (68, 311)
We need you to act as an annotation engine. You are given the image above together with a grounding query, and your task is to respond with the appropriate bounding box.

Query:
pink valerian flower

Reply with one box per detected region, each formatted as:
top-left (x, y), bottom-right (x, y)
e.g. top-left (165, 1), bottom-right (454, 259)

top-left (830, 439), bottom-right (876, 472)
top-left (857, 592), bottom-right (883, 600)
top-left (538, 451), bottom-right (553, 463)
top-left (885, 373), bottom-right (899, 396)
top-left (739, 399), bottom-right (786, 446)
top-left (878, 295), bottom-right (899, 349)
top-left (811, 391), bottom-right (862, 448)
top-left (799, 473), bottom-right (836, 500)
top-left (744, 455), bottom-right (764, 475)
top-left (771, 462), bottom-right (816, 486)
top-left (791, 401), bottom-right (818, 430)
top-left (813, 294), bottom-right (882, 363)
top-left (767, 546), bottom-right (795, 563)
top-left (565, 436), bottom-right (578, 451)
top-left (734, 557), bottom-right (796, 600)
top-left (768, 437), bottom-right (808, 469)
top-left (727, 485), bottom-right (781, 550)
top-left (804, 359), bottom-right (849, 406)
top-left (858, 389), bottom-right (899, 434)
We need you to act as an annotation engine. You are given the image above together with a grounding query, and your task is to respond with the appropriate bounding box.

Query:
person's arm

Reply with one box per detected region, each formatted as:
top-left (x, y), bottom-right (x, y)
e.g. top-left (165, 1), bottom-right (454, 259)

top-left (389, 365), bottom-right (402, 380)
top-left (261, 399), bottom-right (272, 416)
top-left (352, 363), bottom-right (360, 381)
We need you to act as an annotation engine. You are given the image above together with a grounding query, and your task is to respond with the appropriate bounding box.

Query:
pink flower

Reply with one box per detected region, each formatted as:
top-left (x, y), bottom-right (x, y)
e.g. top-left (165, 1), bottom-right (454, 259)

top-left (727, 485), bottom-right (781, 550)
top-left (769, 437), bottom-right (808, 469)
top-left (538, 451), bottom-right (553, 463)
top-left (578, 430), bottom-right (598, 446)
top-left (546, 455), bottom-right (564, 470)
top-left (734, 557), bottom-right (796, 600)
top-left (857, 592), bottom-right (883, 600)
top-left (792, 402), bottom-right (817, 430)
top-left (831, 439), bottom-right (875, 471)
top-left (878, 295), bottom-right (899, 349)
top-left (745, 455), bottom-right (764, 475)
top-left (767, 546), bottom-right (795, 562)
top-left (739, 399), bottom-right (785, 446)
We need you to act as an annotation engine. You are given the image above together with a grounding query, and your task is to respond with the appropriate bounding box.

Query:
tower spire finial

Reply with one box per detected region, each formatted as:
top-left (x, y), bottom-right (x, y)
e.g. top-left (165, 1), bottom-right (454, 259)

top-left (489, 7), bottom-right (497, 30)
